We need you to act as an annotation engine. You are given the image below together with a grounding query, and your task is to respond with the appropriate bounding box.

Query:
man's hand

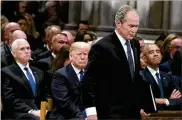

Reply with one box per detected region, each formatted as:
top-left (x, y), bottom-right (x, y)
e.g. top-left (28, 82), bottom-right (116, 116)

top-left (170, 89), bottom-right (182, 99)
top-left (155, 98), bottom-right (166, 104)
top-left (140, 109), bottom-right (150, 117)
top-left (31, 110), bottom-right (40, 117)
top-left (87, 115), bottom-right (98, 120)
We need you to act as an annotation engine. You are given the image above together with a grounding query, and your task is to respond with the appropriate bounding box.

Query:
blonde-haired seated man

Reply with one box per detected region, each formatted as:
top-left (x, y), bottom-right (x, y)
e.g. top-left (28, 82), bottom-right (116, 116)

top-left (49, 42), bottom-right (91, 120)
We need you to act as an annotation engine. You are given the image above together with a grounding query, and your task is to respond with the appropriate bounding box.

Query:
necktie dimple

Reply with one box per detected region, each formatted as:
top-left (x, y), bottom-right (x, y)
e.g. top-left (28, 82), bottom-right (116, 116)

top-left (156, 73), bottom-right (164, 98)
top-left (125, 40), bottom-right (134, 79)
top-left (79, 70), bottom-right (84, 81)
top-left (24, 67), bottom-right (36, 95)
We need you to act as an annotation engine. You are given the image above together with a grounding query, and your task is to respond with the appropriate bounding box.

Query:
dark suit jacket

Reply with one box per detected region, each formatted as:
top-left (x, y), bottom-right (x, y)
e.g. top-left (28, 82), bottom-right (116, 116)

top-left (81, 32), bottom-right (146, 119)
top-left (159, 58), bottom-right (172, 73)
top-left (36, 55), bottom-right (54, 72)
top-left (168, 98), bottom-right (182, 110)
top-left (32, 46), bottom-right (48, 61)
top-left (49, 64), bottom-right (84, 120)
top-left (1, 63), bottom-right (47, 119)
top-left (34, 49), bottom-right (51, 62)
top-left (1, 43), bottom-right (15, 68)
top-left (171, 47), bottom-right (182, 76)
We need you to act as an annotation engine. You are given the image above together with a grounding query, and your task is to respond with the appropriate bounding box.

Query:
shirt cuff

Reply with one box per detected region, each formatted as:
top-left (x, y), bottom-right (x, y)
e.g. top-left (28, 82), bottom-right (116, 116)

top-left (85, 107), bottom-right (97, 116)
top-left (165, 99), bottom-right (170, 106)
top-left (28, 109), bottom-right (34, 113)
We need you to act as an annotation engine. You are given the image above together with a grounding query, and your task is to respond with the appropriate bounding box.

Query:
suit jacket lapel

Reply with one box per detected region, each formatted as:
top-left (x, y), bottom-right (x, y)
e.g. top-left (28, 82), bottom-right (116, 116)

top-left (67, 64), bottom-right (80, 85)
top-left (12, 63), bottom-right (33, 94)
top-left (31, 67), bottom-right (40, 91)
top-left (144, 68), bottom-right (161, 97)
top-left (130, 40), bottom-right (138, 71)
top-left (111, 32), bottom-right (129, 64)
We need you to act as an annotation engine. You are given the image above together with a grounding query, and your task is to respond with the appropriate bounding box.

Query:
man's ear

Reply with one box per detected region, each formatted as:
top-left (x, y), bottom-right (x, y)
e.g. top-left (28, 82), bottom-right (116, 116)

top-left (142, 55), bottom-right (147, 63)
top-left (12, 51), bottom-right (16, 58)
top-left (69, 53), bottom-right (72, 61)
top-left (115, 20), bottom-right (121, 28)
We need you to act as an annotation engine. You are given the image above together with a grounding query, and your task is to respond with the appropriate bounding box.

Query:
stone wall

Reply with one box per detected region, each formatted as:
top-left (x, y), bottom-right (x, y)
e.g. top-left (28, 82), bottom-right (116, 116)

top-left (67, 1), bottom-right (182, 40)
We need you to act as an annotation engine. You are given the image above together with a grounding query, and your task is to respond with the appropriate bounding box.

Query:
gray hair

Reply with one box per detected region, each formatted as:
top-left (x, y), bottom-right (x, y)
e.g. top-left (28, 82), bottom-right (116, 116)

top-left (115, 5), bottom-right (135, 23)
top-left (45, 25), bottom-right (61, 34)
top-left (11, 39), bottom-right (28, 53)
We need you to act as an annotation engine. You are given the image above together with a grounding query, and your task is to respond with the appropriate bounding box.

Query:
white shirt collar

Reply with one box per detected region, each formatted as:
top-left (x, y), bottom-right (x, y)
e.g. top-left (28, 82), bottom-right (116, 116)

top-left (71, 63), bottom-right (82, 74)
top-left (16, 61), bottom-right (30, 70)
top-left (46, 44), bottom-right (50, 51)
top-left (147, 66), bottom-right (160, 77)
top-left (115, 29), bottom-right (128, 46)
top-left (52, 52), bottom-right (56, 58)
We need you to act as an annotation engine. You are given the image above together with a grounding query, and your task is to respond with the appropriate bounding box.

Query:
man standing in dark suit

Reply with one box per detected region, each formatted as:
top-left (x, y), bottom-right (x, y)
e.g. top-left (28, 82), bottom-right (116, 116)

top-left (81, 5), bottom-right (148, 119)
top-left (1, 39), bottom-right (47, 120)
top-left (49, 42), bottom-right (91, 120)
top-left (141, 43), bottom-right (181, 109)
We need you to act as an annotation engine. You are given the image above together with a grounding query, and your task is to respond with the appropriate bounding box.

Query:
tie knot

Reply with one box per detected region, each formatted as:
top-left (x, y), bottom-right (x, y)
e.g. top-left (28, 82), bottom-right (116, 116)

top-left (79, 70), bottom-right (84, 75)
top-left (125, 40), bottom-right (130, 46)
top-left (156, 72), bottom-right (160, 77)
top-left (24, 67), bottom-right (28, 71)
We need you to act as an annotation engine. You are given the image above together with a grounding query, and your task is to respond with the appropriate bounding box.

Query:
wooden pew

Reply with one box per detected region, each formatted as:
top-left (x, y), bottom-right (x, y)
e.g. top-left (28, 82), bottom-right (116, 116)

top-left (142, 110), bottom-right (182, 120)
top-left (40, 98), bottom-right (53, 120)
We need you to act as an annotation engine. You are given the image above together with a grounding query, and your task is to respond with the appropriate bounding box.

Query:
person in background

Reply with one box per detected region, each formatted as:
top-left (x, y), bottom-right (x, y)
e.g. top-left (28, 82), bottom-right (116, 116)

top-left (75, 20), bottom-right (89, 42)
top-left (35, 33), bottom-right (68, 72)
top-left (62, 30), bottom-right (75, 45)
top-left (160, 34), bottom-right (182, 73)
top-left (44, 44), bottom-right (71, 100)
top-left (1, 22), bottom-right (21, 68)
top-left (135, 36), bottom-right (145, 52)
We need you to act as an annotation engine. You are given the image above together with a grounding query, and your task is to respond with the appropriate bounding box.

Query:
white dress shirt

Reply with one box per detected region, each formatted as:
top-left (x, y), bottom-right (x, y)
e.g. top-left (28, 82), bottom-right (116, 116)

top-left (147, 66), bottom-right (160, 85)
top-left (147, 66), bottom-right (169, 105)
top-left (16, 62), bottom-right (36, 83)
top-left (115, 30), bottom-right (135, 69)
top-left (71, 64), bottom-right (84, 81)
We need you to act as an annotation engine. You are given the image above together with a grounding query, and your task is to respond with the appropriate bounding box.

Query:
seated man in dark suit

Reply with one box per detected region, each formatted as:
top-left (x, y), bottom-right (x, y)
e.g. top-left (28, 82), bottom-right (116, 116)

top-left (49, 42), bottom-right (91, 120)
top-left (141, 43), bottom-right (182, 110)
top-left (1, 39), bottom-right (47, 120)
top-left (1, 29), bottom-right (35, 67)
top-left (171, 47), bottom-right (182, 77)
top-left (34, 25), bottom-right (62, 62)
top-left (159, 37), bottom-right (182, 73)
top-left (36, 33), bottom-right (68, 72)
top-left (1, 22), bottom-right (21, 68)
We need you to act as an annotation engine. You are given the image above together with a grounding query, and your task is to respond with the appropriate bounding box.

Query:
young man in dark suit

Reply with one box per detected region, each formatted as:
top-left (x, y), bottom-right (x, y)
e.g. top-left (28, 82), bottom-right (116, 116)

top-left (1, 39), bottom-right (47, 120)
top-left (49, 42), bottom-right (91, 120)
top-left (81, 5), bottom-right (149, 119)
top-left (141, 43), bottom-right (181, 110)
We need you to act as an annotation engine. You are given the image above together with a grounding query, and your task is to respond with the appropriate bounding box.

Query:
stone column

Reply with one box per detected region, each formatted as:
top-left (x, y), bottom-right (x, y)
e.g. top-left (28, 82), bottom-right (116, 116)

top-left (68, 1), bottom-right (81, 24)
top-left (99, 1), bottom-right (113, 26)
top-left (136, 0), bottom-right (150, 28)
top-left (80, 1), bottom-right (93, 21)
top-left (162, 1), bottom-right (170, 29)
top-left (148, 1), bottom-right (163, 29)
top-left (170, 1), bottom-right (182, 30)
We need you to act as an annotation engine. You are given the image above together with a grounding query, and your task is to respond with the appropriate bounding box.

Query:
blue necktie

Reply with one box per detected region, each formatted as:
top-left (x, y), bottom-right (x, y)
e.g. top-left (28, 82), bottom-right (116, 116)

top-left (156, 73), bottom-right (164, 98)
top-left (125, 40), bottom-right (134, 79)
top-left (79, 70), bottom-right (84, 81)
top-left (24, 67), bottom-right (36, 96)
